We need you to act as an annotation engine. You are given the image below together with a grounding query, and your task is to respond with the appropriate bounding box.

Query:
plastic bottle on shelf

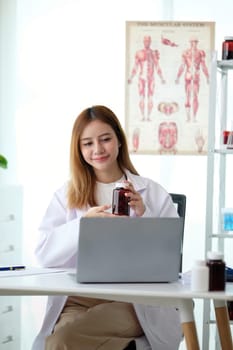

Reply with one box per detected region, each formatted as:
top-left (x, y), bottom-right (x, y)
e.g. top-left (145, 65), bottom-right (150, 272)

top-left (191, 260), bottom-right (209, 292)
top-left (222, 36), bottom-right (233, 60)
top-left (222, 208), bottom-right (233, 231)
top-left (207, 251), bottom-right (226, 291)
top-left (227, 301), bottom-right (233, 320)
top-left (222, 130), bottom-right (230, 145)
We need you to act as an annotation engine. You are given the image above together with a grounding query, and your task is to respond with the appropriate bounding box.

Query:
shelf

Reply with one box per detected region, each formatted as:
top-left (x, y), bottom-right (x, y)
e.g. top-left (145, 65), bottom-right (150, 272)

top-left (217, 60), bottom-right (233, 69)
top-left (210, 234), bottom-right (233, 238)
top-left (204, 56), bottom-right (233, 350)
top-left (213, 148), bottom-right (233, 154)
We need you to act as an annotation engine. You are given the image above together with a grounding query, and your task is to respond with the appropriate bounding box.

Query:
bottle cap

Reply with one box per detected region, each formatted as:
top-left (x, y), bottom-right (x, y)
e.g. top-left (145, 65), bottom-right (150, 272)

top-left (115, 182), bottom-right (126, 189)
top-left (224, 36), bottom-right (233, 41)
top-left (207, 251), bottom-right (224, 260)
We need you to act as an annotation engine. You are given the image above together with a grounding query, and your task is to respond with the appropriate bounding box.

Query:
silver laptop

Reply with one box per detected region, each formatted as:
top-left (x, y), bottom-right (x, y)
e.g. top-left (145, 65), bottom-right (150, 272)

top-left (76, 217), bottom-right (183, 283)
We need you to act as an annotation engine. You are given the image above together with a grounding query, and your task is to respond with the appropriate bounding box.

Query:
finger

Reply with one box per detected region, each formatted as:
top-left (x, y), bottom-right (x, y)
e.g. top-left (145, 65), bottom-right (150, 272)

top-left (123, 180), bottom-right (134, 190)
top-left (127, 193), bottom-right (141, 201)
top-left (97, 204), bottom-right (111, 212)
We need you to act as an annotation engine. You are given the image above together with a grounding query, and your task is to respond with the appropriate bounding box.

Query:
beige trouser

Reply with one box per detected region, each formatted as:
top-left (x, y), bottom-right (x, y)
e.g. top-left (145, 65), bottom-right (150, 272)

top-left (45, 296), bottom-right (143, 350)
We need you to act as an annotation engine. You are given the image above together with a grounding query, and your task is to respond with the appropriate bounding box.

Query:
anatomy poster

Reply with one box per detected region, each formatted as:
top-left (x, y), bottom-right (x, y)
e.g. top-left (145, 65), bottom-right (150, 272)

top-left (125, 21), bottom-right (215, 155)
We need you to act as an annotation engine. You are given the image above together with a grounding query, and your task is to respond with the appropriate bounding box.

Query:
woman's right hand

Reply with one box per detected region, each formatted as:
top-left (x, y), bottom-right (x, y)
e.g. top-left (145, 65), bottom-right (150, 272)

top-left (84, 205), bottom-right (116, 218)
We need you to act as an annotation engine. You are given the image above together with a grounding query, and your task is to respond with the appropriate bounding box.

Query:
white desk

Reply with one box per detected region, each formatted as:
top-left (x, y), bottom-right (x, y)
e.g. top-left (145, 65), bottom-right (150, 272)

top-left (0, 269), bottom-right (233, 350)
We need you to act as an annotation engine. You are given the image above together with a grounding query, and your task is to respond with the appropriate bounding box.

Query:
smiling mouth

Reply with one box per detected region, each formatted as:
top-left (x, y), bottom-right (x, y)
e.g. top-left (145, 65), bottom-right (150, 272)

top-left (92, 156), bottom-right (109, 161)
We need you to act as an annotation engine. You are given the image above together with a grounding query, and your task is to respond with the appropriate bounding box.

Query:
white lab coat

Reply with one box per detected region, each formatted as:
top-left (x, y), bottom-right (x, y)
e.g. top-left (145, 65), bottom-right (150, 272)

top-left (32, 170), bottom-right (183, 350)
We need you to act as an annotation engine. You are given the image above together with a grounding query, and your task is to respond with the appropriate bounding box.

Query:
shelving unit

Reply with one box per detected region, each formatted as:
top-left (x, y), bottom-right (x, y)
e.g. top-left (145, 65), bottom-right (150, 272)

top-left (203, 56), bottom-right (233, 349)
top-left (0, 185), bottom-right (23, 349)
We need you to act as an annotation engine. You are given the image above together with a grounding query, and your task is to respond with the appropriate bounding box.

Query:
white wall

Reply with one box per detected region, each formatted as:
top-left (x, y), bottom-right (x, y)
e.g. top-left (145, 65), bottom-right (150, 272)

top-left (0, 0), bottom-right (17, 184)
top-left (15, 0), bottom-right (233, 277)
top-left (1, 0), bottom-right (233, 348)
top-left (15, 0), bottom-right (209, 269)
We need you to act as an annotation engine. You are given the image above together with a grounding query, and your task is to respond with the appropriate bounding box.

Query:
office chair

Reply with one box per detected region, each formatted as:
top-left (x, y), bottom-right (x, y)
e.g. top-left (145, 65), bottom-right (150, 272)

top-left (124, 194), bottom-right (187, 350)
top-left (169, 193), bottom-right (186, 273)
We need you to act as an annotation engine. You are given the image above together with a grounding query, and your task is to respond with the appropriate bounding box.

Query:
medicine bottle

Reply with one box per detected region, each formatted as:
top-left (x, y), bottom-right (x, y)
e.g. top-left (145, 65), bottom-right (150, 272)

top-left (207, 251), bottom-right (226, 291)
top-left (112, 183), bottom-right (130, 216)
top-left (222, 36), bottom-right (233, 60)
top-left (222, 130), bottom-right (230, 145)
top-left (191, 260), bottom-right (209, 292)
top-left (227, 301), bottom-right (233, 321)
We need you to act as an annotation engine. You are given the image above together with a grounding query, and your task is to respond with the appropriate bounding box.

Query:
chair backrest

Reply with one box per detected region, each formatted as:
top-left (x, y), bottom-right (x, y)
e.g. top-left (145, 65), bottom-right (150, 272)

top-left (169, 193), bottom-right (186, 273)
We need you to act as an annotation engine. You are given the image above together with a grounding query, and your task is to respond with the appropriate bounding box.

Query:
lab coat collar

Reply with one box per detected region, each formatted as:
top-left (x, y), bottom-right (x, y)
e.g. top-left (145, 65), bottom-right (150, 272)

top-left (124, 169), bottom-right (147, 192)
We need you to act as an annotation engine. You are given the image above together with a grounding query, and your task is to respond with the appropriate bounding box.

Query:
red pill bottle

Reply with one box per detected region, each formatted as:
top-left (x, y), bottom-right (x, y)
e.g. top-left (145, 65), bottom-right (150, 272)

top-left (227, 301), bottom-right (233, 320)
top-left (207, 251), bottom-right (226, 291)
top-left (112, 183), bottom-right (130, 216)
top-left (222, 37), bottom-right (233, 60)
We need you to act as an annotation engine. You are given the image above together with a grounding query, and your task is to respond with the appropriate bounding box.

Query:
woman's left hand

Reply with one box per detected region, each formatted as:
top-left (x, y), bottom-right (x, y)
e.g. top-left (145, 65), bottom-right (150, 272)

top-left (124, 181), bottom-right (146, 217)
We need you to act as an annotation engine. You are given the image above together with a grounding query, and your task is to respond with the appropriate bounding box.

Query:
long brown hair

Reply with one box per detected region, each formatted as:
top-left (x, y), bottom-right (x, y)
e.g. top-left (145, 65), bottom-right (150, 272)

top-left (67, 105), bottom-right (139, 208)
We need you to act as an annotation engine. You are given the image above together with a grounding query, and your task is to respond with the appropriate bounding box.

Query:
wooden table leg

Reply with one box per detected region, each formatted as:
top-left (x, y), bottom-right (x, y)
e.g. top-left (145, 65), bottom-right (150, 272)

top-left (182, 321), bottom-right (200, 350)
top-left (178, 299), bottom-right (200, 350)
top-left (214, 299), bottom-right (233, 350)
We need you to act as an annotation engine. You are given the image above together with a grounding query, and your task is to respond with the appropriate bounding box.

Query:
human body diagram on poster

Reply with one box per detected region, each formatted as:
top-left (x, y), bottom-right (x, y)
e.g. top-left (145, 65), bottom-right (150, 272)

top-left (126, 22), bottom-right (214, 155)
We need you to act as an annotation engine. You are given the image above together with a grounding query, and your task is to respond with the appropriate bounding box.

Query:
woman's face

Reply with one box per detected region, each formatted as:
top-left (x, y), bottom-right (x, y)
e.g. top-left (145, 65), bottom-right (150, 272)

top-left (80, 119), bottom-right (121, 177)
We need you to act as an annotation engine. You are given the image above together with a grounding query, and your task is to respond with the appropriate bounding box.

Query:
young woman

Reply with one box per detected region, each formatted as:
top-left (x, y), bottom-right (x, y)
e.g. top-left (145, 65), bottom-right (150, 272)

top-left (32, 105), bottom-right (182, 350)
